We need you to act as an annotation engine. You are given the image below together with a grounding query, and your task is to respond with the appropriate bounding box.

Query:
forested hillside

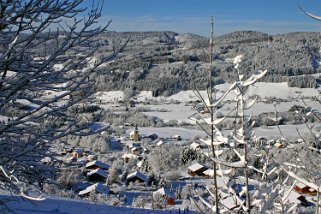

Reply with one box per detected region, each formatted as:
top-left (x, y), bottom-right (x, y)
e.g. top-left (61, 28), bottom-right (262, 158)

top-left (80, 31), bottom-right (321, 95)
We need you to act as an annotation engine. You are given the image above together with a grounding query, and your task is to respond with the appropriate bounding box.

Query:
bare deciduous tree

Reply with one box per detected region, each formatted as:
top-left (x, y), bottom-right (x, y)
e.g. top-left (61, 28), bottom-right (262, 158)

top-left (0, 0), bottom-right (126, 199)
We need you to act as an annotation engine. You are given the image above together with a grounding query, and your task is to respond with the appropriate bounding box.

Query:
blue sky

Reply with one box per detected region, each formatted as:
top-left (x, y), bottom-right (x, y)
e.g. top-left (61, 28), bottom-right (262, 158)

top-left (85, 0), bottom-right (321, 36)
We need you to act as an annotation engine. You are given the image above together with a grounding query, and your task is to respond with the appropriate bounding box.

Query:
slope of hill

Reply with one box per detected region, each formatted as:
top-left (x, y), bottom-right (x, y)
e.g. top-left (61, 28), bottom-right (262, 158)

top-left (88, 30), bottom-right (321, 96)
top-left (0, 194), bottom-right (197, 214)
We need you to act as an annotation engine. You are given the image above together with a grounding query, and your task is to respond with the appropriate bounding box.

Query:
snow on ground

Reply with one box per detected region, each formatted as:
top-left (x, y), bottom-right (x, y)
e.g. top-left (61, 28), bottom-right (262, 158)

top-left (246, 82), bottom-right (320, 100)
top-left (0, 194), bottom-right (196, 214)
top-left (127, 127), bottom-right (206, 140)
top-left (136, 103), bottom-right (194, 123)
top-left (136, 99), bottom-right (319, 123)
top-left (126, 123), bottom-right (315, 142)
top-left (97, 82), bottom-right (320, 104)
top-left (135, 90), bottom-right (208, 103)
top-left (252, 123), bottom-right (316, 141)
top-left (95, 91), bottom-right (124, 103)
top-left (214, 82), bottom-right (319, 101)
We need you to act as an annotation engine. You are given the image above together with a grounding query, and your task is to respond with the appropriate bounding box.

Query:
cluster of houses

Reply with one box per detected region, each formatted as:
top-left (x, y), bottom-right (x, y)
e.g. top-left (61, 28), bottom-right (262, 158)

top-left (53, 124), bottom-right (317, 211)
top-left (54, 127), bottom-right (181, 206)
top-left (79, 160), bottom-right (110, 196)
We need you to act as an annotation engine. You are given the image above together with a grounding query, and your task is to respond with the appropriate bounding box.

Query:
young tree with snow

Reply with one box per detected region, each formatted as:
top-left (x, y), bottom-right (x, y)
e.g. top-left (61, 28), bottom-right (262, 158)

top-left (190, 18), bottom-right (268, 213)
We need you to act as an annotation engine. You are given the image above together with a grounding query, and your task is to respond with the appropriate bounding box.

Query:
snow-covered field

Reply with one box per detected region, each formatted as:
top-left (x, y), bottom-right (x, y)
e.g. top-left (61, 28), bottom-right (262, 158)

top-left (127, 127), bottom-right (206, 140)
top-left (137, 103), bottom-right (194, 123)
top-left (126, 123), bottom-right (315, 141)
top-left (135, 99), bottom-right (319, 124)
top-left (134, 82), bottom-right (320, 102)
top-left (95, 82), bottom-right (321, 103)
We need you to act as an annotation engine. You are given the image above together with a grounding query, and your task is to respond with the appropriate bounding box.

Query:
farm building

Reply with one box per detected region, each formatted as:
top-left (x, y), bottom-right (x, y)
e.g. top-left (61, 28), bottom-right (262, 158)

top-left (187, 163), bottom-right (208, 176)
top-left (153, 187), bottom-right (175, 205)
top-left (78, 183), bottom-right (110, 197)
top-left (85, 160), bottom-right (109, 171)
top-left (87, 168), bottom-right (108, 183)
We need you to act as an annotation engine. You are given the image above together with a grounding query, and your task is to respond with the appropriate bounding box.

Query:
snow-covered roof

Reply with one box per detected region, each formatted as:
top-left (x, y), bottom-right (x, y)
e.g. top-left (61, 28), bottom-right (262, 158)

top-left (153, 187), bottom-right (175, 199)
top-left (40, 156), bottom-right (52, 163)
top-left (156, 140), bottom-right (165, 146)
top-left (126, 171), bottom-right (148, 182)
top-left (187, 163), bottom-right (207, 172)
top-left (85, 160), bottom-right (109, 170)
top-left (87, 168), bottom-right (108, 178)
top-left (190, 142), bottom-right (201, 150)
top-left (122, 153), bottom-right (137, 159)
top-left (203, 169), bottom-right (214, 177)
top-left (78, 183), bottom-right (110, 196)
top-left (73, 148), bottom-right (84, 154)
top-left (284, 188), bottom-right (304, 205)
top-left (137, 160), bottom-right (144, 168)
top-left (131, 147), bottom-right (140, 152)
top-left (295, 182), bottom-right (307, 189)
top-left (220, 196), bottom-right (239, 210)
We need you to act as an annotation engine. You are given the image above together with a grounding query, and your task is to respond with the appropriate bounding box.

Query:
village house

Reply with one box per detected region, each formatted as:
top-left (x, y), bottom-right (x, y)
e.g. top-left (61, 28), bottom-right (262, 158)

top-left (285, 188), bottom-right (308, 206)
top-left (202, 168), bottom-right (214, 178)
top-left (128, 99), bottom-right (136, 108)
top-left (147, 133), bottom-right (158, 141)
top-left (220, 195), bottom-right (240, 211)
top-left (187, 163), bottom-right (208, 176)
top-left (61, 147), bottom-right (73, 155)
top-left (78, 183), bottom-right (110, 197)
top-left (173, 135), bottom-right (182, 141)
top-left (85, 160), bottom-right (109, 171)
top-left (122, 153), bottom-right (138, 163)
top-left (130, 146), bottom-right (142, 156)
top-left (126, 171), bottom-right (149, 185)
top-left (87, 168), bottom-right (108, 183)
top-left (86, 154), bottom-right (97, 162)
top-left (72, 148), bottom-right (84, 159)
top-left (253, 136), bottom-right (268, 147)
top-left (190, 142), bottom-right (201, 150)
top-left (274, 142), bottom-right (283, 149)
top-left (40, 156), bottom-right (52, 165)
top-left (294, 182), bottom-right (317, 196)
top-left (153, 187), bottom-right (175, 205)
top-left (156, 139), bottom-right (166, 146)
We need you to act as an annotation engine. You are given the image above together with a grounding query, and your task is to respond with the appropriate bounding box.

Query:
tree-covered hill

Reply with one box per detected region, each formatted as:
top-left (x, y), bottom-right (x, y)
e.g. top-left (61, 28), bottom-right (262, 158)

top-left (77, 31), bottom-right (321, 95)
